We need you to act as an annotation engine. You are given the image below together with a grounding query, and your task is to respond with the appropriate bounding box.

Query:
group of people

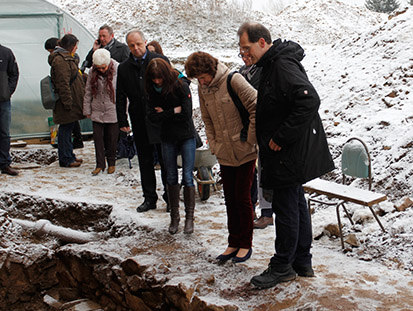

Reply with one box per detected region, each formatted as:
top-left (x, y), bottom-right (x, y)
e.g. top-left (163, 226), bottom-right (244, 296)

top-left (1, 21), bottom-right (335, 289)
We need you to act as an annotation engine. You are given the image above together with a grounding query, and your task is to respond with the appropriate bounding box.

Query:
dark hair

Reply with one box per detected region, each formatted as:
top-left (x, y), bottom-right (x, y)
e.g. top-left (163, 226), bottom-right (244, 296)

top-left (145, 58), bottom-right (181, 96)
top-left (184, 52), bottom-right (218, 79)
top-left (44, 37), bottom-right (58, 50)
top-left (237, 22), bottom-right (272, 44)
top-left (147, 41), bottom-right (164, 55)
top-left (58, 34), bottom-right (79, 52)
top-left (99, 24), bottom-right (113, 35)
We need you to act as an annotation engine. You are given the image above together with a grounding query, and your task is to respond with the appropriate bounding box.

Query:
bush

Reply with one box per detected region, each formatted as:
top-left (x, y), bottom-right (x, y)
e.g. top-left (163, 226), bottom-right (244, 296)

top-left (365, 0), bottom-right (400, 13)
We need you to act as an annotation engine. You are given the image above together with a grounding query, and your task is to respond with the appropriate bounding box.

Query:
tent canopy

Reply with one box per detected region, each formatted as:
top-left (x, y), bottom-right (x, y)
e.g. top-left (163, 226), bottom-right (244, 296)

top-left (0, 0), bottom-right (95, 138)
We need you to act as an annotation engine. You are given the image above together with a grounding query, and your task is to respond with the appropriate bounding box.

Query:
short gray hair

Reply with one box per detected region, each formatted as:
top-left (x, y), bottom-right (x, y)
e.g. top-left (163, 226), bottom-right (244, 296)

top-left (125, 29), bottom-right (146, 43)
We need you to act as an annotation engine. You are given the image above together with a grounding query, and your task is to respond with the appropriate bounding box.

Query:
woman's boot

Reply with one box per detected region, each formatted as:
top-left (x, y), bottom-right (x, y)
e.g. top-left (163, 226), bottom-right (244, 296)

top-left (168, 184), bottom-right (181, 234)
top-left (183, 186), bottom-right (195, 234)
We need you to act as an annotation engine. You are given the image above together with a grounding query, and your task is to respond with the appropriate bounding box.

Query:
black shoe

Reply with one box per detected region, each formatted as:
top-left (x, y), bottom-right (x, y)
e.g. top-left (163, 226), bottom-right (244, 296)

top-left (292, 264), bottom-right (315, 277)
top-left (216, 249), bottom-right (238, 263)
top-left (232, 248), bottom-right (252, 263)
top-left (136, 201), bottom-right (156, 213)
top-left (251, 265), bottom-right (296, 289)
top-left (1, 165), bottom-right (18, 176)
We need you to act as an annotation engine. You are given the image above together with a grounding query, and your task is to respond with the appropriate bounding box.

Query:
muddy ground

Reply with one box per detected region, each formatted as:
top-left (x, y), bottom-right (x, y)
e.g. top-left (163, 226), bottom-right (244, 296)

top-left (0, 142), bottom-right (412, 310)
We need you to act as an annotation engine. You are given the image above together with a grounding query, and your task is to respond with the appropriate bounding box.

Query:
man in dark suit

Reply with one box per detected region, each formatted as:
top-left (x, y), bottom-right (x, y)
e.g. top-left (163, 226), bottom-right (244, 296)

top-left (116, 29), bottom-right (169, 212)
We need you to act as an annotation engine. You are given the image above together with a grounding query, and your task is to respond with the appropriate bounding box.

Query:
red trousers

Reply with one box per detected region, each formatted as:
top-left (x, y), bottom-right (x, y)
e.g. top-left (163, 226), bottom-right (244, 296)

top-left (220, 159), bottom-right (256, 249)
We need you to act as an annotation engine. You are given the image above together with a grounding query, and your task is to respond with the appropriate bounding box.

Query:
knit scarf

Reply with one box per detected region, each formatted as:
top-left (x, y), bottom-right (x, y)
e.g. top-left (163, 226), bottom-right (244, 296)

top-left (91, 61), bottom-right (115, 103)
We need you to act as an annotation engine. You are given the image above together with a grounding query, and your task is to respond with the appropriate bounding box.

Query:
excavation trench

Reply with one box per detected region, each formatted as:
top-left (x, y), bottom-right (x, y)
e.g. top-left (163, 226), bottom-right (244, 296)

top-left (0, 192), bottom-right (236, 311)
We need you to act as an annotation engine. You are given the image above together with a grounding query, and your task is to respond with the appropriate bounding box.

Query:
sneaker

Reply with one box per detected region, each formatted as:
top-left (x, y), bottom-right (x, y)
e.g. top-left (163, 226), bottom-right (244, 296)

top-left (254, 216), bottom-right (273, 229)
top-left (292, 264), bottom-right (315, 277)
top-left (251, 265), bottom-right (296, 289)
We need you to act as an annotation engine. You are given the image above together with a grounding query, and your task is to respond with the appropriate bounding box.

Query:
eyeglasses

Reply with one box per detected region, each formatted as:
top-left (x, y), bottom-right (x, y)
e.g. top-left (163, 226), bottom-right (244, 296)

top-left (238, 52), bottom-right (244, 58)
top-left (239, 46), bottom-right (251, 55)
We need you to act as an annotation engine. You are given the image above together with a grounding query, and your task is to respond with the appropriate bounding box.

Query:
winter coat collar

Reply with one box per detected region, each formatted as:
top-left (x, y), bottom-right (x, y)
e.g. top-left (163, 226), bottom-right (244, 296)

top-left (256, 39), bottom-right (305, 67)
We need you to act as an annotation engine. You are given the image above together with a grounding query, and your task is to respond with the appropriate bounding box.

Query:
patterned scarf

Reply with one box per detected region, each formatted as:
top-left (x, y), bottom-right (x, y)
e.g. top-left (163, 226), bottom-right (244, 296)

top-left (91, 61), bottom-right (115, 103)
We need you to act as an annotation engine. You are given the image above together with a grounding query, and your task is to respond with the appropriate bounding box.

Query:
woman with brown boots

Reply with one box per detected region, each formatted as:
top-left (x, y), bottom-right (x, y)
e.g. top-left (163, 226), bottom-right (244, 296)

top-left (83, 49), bottom-right (119, 176)
top-left (145, 58), bottom-right (197, 234)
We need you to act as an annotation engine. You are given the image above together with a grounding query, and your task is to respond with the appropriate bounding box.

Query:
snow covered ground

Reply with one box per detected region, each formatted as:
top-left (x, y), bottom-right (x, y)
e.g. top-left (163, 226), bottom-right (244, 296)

top-left (1, 0), bottom-right (412, 309)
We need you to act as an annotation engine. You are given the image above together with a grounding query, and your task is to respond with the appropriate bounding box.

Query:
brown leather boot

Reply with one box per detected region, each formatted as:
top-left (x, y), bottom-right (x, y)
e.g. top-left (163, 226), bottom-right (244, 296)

top-left (183, 186), bottom-right (195, 234)
top-left (167, 184), bottom-right (181, 234)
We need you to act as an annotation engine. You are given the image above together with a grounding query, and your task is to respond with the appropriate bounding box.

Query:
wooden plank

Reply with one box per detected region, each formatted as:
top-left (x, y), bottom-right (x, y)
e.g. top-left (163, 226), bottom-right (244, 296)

top-left (303, 178), bottom-right (386, 207)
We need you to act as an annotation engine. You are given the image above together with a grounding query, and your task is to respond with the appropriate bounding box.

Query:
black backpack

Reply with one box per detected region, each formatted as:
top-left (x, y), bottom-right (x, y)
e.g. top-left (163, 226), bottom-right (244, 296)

top-left (226, 71), bottom-right (250, 142)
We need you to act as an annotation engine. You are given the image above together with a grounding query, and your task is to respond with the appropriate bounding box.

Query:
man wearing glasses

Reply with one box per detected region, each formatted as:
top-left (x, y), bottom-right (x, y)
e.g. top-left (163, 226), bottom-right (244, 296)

top-left (237, 22), bottom-right (334, 289)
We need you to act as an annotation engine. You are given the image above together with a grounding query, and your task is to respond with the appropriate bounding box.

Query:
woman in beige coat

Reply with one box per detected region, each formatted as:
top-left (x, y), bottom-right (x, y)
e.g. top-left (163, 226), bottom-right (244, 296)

top-left (185, 52), bottom-right (257, 263)
top-left (83, 49), bottom-right (119, 175)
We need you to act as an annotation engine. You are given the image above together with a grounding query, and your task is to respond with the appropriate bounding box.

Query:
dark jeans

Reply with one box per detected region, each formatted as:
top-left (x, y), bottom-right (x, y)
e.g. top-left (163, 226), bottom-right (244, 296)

top-left (161, 137), bottom-right (196, 186)
top-left (270, 185), bottom-right (312, 267)
top-left (93, 121), bottom-right (119, 169)
top-left (58, 122), bottom-right (77, 167)
top-left (220, 159), bottom-right (256, 249)
top-left (135, 139), bottom-right (167, 204)
top-left (73, 120), bottom-right (83, 142)
top-left (0, 101), bottom-right (11, 169)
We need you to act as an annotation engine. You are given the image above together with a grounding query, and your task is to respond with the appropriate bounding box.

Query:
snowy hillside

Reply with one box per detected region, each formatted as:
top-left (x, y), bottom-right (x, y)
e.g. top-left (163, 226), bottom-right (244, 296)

top-left (49, 0), bottom-right (384, 49)
top-left (305, 7), bottom-right (413, 200)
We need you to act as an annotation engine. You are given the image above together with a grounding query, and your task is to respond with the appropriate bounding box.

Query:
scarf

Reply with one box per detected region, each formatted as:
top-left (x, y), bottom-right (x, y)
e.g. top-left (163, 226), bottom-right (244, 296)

top-left (91, 61), bottom-right (115, 103)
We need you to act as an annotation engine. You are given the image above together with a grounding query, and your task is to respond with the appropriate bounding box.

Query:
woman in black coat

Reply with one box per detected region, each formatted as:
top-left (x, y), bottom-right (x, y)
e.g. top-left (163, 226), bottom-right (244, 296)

top-left (145, 58), bottom-right (197, 235)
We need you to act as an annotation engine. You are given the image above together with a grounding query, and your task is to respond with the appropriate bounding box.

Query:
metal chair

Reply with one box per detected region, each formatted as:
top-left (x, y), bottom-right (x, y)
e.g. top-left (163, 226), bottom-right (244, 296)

top-left (306, 137), bottom-right (386, 249)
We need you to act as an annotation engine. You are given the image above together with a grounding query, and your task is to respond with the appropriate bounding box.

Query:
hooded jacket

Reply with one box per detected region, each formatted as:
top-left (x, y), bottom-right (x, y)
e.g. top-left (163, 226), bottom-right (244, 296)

top-left (256, 39), bottom-right (334, 188)
top-left (199, 61), bottom-right (257, 167)
top-left (0, 45), bottom-right (19, 102)
top-left (49, 49), bottom-right (85, 125)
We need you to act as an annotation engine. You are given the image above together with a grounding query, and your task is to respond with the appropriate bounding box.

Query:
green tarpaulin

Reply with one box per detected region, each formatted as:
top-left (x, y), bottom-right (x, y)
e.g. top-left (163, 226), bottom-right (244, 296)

top-left (1, 0), bottom-right (94, 138)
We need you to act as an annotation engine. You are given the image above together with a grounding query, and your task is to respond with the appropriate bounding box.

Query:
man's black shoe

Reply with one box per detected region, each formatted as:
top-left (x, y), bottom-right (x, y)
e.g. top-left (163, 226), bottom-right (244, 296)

top-left (1, 166), bottom-right (18, 176)
top-left (292, 264), bottom-right (315, 277)
top-left (251, 265), bottom-right (296, 289)
top-left (136, 201), bottom-right (156, 213)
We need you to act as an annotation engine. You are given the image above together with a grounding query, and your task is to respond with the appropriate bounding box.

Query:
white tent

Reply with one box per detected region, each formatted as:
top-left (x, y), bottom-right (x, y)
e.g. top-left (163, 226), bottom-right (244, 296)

top-left (0, 0), bottom-right (94, 139)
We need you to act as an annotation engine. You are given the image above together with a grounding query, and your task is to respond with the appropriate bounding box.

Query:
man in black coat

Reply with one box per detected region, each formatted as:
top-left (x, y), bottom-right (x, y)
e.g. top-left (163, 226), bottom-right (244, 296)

top-left (238, 22), bottom-right (334, 289)
top-left (0, 44), bottom-right (19, 176)
top-left (116, 29), bottom-right (169, 212)
top-left (81, 24), bottom-right (129, 72)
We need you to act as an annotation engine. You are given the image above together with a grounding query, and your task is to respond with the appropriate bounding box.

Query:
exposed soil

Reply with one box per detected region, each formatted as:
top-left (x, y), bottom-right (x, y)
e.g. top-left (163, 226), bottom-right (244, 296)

top-left (0, 143), bottom-right (412, 310)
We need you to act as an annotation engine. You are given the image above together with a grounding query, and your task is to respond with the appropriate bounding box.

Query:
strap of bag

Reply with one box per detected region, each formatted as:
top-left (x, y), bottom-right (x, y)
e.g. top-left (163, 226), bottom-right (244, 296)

top-left (69, 71), bottom-right (78, 85)
top-left (226, 71), bottom-right (250, 142)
